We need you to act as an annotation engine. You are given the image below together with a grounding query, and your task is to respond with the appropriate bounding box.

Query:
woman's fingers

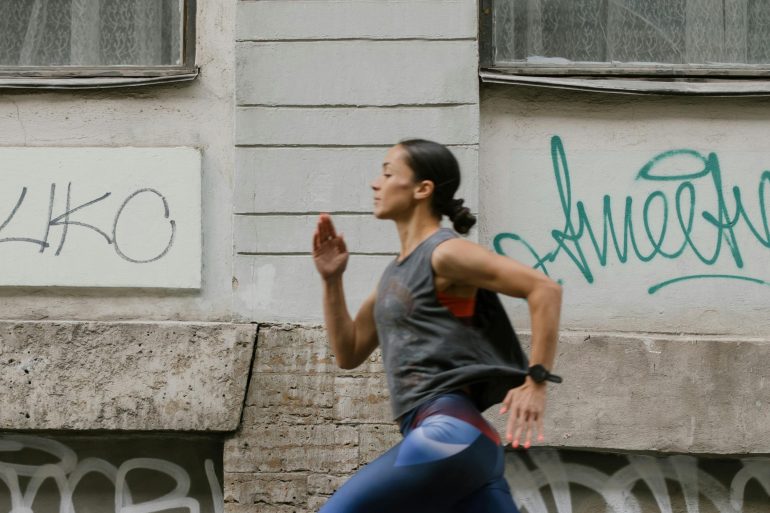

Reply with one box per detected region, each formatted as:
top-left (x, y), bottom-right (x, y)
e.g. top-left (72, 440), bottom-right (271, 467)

top-left (511, 410), bottom-right (526, 448)
top-left (505, 401), bottom-right (521, 444)
top-left (523, 411), bottom-right (537, 449)
top-left (537, 414), bottom-right (545, 443)
top-left (318, 213), bottom-right (338, 242)
top-left (317, 215), bottom-right (330, 241)
top-left (503, 387), bottom-right (546, 449)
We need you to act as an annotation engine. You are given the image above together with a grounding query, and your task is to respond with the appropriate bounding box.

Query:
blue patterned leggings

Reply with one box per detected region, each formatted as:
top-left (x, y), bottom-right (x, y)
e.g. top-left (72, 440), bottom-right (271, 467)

top-left (319, 391), bottom-right (520, 513)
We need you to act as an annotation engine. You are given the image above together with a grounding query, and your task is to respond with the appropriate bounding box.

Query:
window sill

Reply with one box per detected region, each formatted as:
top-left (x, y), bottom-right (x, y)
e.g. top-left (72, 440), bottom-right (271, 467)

top-left (0, 68), bottom-right (199, 90)
top-left (480, 69), bottom-right (770, 96)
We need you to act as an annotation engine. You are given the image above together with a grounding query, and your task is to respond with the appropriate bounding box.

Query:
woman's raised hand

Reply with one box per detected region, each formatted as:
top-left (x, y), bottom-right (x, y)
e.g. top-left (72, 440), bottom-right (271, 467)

top-left (313, 214), bottom-right (349, 280)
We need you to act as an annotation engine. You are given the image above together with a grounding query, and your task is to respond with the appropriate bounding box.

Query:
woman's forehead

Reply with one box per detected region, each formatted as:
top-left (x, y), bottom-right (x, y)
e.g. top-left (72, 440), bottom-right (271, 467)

top-left (383, 145), bottom-right (408, 166)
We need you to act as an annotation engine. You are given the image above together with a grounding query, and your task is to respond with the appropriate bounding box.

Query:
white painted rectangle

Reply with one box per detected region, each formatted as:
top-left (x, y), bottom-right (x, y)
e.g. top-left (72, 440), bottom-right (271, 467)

top-left (233, 254), bottom-right (391, 322)
top-left (236, 105), bottom-right (479, 146)
top-left (236, 41), bottom-right (478, 106)
top-left (236, 0), bottom-right (477, 41)
top-left (235, 146), bottom-right (478, 213)
top-left (235, 214), bottom-right (479, 254)
top-left (0, 147), bottom-right (201, 288)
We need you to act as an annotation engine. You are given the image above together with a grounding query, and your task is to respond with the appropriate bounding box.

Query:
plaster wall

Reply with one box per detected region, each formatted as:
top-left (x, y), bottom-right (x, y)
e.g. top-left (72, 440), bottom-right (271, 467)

top-left (0, 0), bottom-right (235, 321)
top-left (233, 0), bottom-right (481, 323)
top-left (481, 84), bottom-right (770, 336)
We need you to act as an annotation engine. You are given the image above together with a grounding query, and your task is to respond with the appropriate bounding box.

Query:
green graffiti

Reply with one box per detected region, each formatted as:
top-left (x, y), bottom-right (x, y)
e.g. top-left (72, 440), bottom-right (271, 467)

top-left (493, 136), bottom-right (770, 294)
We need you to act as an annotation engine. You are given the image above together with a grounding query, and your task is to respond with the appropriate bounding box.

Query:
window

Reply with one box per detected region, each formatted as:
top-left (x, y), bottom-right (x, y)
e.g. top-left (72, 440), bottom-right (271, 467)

top-left (0, 0), bottom-right (197, 88)
top-left (480, 0), bottom-right (770, 93)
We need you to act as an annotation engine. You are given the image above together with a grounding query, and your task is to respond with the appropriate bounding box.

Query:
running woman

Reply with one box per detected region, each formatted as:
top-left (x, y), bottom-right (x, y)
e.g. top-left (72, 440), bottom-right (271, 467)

top-left (312, 139), bottom-right (562, 513)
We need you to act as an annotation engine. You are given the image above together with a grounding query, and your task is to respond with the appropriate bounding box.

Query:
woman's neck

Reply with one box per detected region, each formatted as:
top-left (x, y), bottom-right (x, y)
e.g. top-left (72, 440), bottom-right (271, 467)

top-left (395, 210), bottom-right (441, 262)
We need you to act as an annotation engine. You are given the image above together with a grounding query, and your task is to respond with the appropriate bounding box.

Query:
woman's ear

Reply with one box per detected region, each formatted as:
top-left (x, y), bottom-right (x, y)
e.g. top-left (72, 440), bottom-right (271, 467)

top-left (414, 179), bottom-right (435, 200)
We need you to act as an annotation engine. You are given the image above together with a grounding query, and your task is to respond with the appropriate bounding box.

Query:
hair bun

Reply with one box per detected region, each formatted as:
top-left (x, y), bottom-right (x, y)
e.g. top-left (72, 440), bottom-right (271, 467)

top-left (444, 198), bottom-right (476, 235)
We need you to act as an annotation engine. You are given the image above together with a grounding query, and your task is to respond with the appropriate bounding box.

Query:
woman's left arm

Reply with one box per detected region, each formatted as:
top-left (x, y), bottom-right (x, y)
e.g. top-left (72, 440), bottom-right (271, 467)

top-left (432, 238), bottom-right (563, 448)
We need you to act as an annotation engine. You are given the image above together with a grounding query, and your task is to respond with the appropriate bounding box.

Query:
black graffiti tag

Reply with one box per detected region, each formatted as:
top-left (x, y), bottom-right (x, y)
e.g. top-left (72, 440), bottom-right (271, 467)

top-left (0, 183), bottom-right (176, 264)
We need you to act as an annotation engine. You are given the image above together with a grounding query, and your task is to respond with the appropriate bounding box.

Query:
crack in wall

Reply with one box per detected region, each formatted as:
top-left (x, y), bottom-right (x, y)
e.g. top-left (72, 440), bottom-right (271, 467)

top-left (236, 322), bottom-right (260, 430)
top-left (11, 100), bottom-right (28, 145)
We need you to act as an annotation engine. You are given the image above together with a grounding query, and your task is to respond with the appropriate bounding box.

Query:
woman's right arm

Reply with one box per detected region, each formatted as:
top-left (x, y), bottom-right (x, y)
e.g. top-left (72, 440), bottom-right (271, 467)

top-left (314, 214), bottom-right (379, 370)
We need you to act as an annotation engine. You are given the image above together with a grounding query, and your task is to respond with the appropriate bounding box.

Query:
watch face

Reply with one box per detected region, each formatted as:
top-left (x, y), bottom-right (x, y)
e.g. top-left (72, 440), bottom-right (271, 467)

top-left (529, 364), bottom-right (547, 383)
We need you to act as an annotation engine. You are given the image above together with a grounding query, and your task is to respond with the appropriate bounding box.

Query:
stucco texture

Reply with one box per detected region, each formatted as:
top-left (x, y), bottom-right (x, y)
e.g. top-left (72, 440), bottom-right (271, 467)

top-left (0, 321), bottom-right (255, 431)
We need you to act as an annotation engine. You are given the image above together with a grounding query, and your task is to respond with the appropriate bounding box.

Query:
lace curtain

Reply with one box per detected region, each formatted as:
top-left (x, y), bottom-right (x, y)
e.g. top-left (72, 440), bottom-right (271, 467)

top-left (494, 0), bottom-right (770, 65)
top-left (0, 0), bottom-right (183, 66)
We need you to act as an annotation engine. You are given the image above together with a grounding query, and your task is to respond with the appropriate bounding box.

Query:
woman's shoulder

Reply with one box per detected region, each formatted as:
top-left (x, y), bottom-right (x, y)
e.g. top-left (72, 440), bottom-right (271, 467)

top-left (432, 237), bottom-right (496, 281)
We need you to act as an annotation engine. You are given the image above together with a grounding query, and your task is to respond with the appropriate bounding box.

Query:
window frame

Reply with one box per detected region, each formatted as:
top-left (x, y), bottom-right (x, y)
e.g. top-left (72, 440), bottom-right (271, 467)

top-left (0, 0), bottom-right (198, 89)
top-left (479, 0), bottom-right (770, 94)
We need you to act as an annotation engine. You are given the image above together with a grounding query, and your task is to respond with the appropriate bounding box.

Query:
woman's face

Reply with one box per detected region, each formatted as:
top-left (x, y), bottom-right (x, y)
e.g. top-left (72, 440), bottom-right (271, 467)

top-left (371, 145), bottom-right (420, 220)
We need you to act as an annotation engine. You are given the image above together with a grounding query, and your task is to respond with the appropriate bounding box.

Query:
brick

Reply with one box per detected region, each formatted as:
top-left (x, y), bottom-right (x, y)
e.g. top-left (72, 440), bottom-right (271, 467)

top-left (254, 327), bottom-right (335, 374)
top-left (307, 474), bottom-right (348, 496)
top-left (333, 375), bottom-right (392, 424)
top-left (225, 504), bottom-right (308, 513)
top-left (225, 473), bottom-right (307, 505)
top-left (359, 424), bottom-right (402, 464)
top-left (307, 495), bottom-right (331, 512)
top-left (241, 405), bottom-right (335, 426)
top-left (225, 424), bottom-right (359, 473)
top-left (245, 374), bottom-right (335, 412)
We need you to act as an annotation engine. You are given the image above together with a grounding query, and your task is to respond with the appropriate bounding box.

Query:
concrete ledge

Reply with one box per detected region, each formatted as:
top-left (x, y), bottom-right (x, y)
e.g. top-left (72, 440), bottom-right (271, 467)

top-left (0, 321), bottom-right (256, 431)
top-left (486, 332), bottom-right (770, 454)
top-left (249, 325), bottom-right (770, 454)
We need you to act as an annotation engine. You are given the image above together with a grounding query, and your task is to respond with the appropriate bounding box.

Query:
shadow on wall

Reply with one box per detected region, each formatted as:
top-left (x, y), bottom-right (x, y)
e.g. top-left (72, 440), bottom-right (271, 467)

top-left (508, 448), bottom-right (770, 513)
top-left (0, 434), bottom-right (223, 513)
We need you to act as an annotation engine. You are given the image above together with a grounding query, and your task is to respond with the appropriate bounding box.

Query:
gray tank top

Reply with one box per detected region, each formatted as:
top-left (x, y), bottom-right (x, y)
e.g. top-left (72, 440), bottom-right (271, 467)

top-left (374, 228), bottom-right (528, 421)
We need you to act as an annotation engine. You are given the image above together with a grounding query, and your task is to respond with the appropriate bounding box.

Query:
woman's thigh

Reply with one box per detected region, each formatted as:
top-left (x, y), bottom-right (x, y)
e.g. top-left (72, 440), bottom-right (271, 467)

top-left (319, 398), bottom-right (515, 513)
top-left (449, 477), bottom-right (520, 513)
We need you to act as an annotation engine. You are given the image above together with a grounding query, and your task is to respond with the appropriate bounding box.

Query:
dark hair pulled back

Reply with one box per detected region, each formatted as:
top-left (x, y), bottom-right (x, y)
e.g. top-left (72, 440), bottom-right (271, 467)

top-left (398, 139), bottom-right (477, 235)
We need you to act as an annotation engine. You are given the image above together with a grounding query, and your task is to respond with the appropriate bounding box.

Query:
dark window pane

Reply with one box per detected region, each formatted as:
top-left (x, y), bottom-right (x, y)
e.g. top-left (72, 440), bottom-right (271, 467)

top-left (0, 0), bottom-right (184, 67)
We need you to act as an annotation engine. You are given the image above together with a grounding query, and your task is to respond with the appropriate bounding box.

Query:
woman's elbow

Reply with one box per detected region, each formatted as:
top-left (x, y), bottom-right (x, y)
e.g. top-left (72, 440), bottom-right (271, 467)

top-left (548, 280), bottom-right (563, 303)
top-left (336, 359), bottom-right (358, 370)
top-left (334, 351), bottom-right (365, 370)
top-left (532, 278), bottom-right (562, 306)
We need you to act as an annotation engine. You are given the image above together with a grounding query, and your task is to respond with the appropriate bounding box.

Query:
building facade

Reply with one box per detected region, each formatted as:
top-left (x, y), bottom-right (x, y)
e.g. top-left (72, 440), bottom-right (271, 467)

top-left (0, 1), bottom-right (768, 512)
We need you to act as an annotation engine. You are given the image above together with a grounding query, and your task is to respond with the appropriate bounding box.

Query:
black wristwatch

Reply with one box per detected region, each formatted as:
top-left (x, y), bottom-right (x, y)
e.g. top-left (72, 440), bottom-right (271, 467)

top-left (528, 364), bottom-right (562, 384)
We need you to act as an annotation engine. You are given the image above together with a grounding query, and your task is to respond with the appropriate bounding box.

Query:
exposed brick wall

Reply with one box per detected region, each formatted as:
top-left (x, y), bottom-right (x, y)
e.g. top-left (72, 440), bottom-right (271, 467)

top-left (224, 325), bottom-right (400, 512)
top-left (222, 325), bottom-right (770, 513)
